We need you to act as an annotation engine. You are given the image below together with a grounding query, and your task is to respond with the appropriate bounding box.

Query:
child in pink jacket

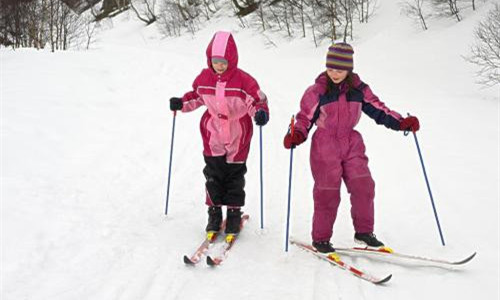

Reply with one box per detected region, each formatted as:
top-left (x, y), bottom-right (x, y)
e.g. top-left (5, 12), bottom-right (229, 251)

top-left (284, 43), bottom-right (419, 253)
top-left (170, 31), bottom-right (269, 235)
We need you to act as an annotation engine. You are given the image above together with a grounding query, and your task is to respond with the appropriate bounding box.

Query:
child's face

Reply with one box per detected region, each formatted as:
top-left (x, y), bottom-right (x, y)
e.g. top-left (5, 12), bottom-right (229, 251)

top-left (212, 61), bottom-right (228, 74)
top-left (326, 68), bottom-right (349, 84)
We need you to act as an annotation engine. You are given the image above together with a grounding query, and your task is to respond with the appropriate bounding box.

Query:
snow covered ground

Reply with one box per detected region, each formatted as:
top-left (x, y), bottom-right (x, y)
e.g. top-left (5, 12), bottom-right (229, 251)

top-left (2, 1), bottom-right (499, 299)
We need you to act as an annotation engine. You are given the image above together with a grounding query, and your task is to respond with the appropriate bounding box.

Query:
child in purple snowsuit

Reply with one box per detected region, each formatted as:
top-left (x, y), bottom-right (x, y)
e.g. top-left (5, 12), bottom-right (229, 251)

top-left (284, 43), bottom-right (420, 253)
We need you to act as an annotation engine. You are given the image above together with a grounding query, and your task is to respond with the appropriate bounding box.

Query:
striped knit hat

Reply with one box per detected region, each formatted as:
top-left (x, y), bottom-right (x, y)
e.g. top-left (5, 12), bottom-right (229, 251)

top-left (326, 42), bottom-right (354, 71)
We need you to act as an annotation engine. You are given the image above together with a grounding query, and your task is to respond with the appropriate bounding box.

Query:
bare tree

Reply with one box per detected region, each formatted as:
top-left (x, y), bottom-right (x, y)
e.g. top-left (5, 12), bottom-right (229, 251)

top-left (283, 2), bottom-right (292, 36)
top-left (402, 0), bottom-right (428, 30)
top-left (248, 0), bottom-right (376, 45)
top-left (198, 0), bottom-right (217, 20)
top-left (354, 0), bottom-right (370, 22)
top-left (432, 0), bottom-right (461, 22)
top-left (339, 0), bottom-right (354, 41)
top-left (298, 0), bottom-right (306, 37)
top-left (306, 13), bottom-right (317, 46)
top-left (84, 14), bottom-right (98, 49)
top-left (157, 1), bottom-right (181, 36)
top-left (156, 0), bottom-right (219, 37)
top-left (326, 0), bottom-right (338, 41)
top-left (353, 0), bottom-right (376, 23)
top-left (258, 1), bottom-right (266, 31)
top-left (0, 0), bottom-right (95, 50)
top-left (447, 0), bottom-right (460, 21)
top-left (130, 0), bottom-right (157, 25)
top-left (49, 0), bottom-right (59, 51)
top-left (0, 0), bottom-right (36, 48)
top-left (268, 4), bottom-right (282, 30)
top-left (465, 3), bottom-right (500, 87)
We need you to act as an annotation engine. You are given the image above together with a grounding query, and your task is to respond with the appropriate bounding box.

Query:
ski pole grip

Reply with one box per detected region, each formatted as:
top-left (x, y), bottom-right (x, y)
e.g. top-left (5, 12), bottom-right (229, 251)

top-left (290, 115), bottom-right (295, 138)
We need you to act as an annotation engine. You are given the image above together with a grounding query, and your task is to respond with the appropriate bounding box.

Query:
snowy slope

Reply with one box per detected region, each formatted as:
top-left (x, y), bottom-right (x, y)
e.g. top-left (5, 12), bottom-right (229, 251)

top-left (2, 1), bottom-right (499, 299)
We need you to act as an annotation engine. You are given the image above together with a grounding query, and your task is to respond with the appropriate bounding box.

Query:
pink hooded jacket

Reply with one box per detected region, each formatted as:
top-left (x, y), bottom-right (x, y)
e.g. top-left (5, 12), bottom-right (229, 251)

top-left (181, 31), bottom-right (269, 163)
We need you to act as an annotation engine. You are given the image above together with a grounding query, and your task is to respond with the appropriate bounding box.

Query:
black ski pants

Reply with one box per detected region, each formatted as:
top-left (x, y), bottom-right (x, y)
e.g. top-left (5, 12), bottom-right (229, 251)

top-left (203, 155), bottom-right (247, 207)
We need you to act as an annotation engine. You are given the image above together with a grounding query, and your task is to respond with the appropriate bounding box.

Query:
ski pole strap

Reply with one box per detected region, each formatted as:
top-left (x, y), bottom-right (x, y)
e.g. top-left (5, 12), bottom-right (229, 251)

top-left (403, 113), bottom-right (411, 136)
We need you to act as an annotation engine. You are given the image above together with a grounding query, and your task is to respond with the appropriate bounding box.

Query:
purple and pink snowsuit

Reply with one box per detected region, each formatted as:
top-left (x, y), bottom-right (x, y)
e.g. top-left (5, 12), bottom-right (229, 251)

top-left (180, 31), bottom-right (269, 208)
top-left (294, 72), bottom-right (403, 242)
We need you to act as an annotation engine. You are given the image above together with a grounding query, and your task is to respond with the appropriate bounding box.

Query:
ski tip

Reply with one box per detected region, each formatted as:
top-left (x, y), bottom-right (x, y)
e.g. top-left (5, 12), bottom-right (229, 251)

top-left (183, 255), bottom-right (196, 265)
top-left (206, 256), bottom-right (218, 266)
top-left (374, 274), bottom-right (392, 285)
top-left (454, 252), bottom-right (477, 265)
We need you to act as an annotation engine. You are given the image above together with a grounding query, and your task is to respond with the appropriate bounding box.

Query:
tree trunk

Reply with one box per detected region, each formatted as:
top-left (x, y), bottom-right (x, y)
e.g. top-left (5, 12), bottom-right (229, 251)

top-left (330, 1), bottom-right (337, 41)
top-left (300, 0), bottom-right (306, 37)
top-left (365, 0), bottom-right (369, 22)
top-left (269, 6), bottom-right (282, 30)
top-left (259, 2), bottom-right (265, 31)
top-left (284, 3), bottom-right (291, 36)
top-left (448, 0), bottom-right (461, 22)
top-left (418, 1), bottom-right (428, 30)
top-left (50, 0), bottom-right (55, 52)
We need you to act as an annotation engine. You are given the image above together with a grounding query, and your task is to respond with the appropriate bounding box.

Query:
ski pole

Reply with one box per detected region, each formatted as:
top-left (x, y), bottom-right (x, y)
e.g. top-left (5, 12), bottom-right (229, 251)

top-left (405, 113), bottom-right (445, 246)
top-left (259, 125), bottom-right (264, 229)
top-left (285, 115), bottom-right (295, 252)
top-left (165, 110), bottom-right (177, 215)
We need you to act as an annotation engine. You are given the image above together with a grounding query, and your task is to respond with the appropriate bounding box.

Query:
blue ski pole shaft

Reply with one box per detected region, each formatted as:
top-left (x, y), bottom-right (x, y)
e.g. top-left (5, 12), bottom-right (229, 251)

top-left (285, 115), bottom-right (295, 252)
top-left (411, 131), bottom-right (445, 246)
top-left (405, 113), bottom-right (445, 246)
top-left (259, 125), bottom-right (264, 229)
top-left (165, 111), bottom-right (177, 215)
top-left (285, 147), bottom-right (294, 252)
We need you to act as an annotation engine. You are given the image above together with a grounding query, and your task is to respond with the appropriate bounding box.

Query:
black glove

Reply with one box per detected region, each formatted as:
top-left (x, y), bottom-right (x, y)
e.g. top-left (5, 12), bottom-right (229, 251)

top-left (254, 109), bottom-right (269, 126)
top-left (170, 97), bottom-right (183, 111)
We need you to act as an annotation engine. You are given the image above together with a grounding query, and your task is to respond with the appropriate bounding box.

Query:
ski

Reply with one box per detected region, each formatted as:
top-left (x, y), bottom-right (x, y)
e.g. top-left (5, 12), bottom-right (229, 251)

top-left (290, 239), bottom-right (392, 285)
top-left (206, 214), bottom-right (250, 266)
top-left (335, 246), bottom-right (476, 266)
top-left (183, 220), bottom-right (227, 265)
